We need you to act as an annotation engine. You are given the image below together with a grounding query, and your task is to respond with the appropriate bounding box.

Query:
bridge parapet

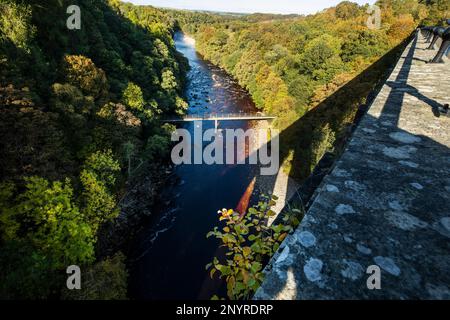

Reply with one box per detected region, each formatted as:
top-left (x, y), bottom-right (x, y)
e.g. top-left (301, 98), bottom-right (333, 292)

top-left (254, 31), bottom-right (450, 300)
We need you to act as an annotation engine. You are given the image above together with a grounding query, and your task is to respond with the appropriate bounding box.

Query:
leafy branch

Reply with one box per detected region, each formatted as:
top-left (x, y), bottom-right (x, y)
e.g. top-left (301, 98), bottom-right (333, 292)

top-left (206, 194), bottom-right (301, 300)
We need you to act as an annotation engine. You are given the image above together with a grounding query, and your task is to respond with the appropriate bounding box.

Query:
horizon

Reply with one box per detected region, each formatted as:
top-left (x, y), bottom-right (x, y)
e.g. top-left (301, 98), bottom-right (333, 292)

top-left (122, 0), bottom-right (377, 15)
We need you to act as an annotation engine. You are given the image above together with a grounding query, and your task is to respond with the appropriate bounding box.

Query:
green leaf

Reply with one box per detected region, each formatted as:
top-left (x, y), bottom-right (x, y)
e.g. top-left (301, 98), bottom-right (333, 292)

top-left (273, 243), bottom-right (280, 252)
top-left (272, 224), bottom-right (283, 233)
top-left (250, 242), bottom-right (261, 252)
top-left (251, 262), bottom-right (262, 273)
top-left (242, 246), bottom-right (252, 257)
top-left (267, 210), bottom-right (276, 217)
top-left (235, 281), bottom-right (246, 294)
top-left (248, 278), bottom-right (256, 288)
top-left (223, 233), bottom-right (237, 244)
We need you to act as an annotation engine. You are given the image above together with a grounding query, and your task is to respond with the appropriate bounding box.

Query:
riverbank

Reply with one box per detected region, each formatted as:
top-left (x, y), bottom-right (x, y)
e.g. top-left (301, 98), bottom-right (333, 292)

top-left (128, 31), bottom-right (270, 299)
top-left (95, 162), bottom-right (177, 260)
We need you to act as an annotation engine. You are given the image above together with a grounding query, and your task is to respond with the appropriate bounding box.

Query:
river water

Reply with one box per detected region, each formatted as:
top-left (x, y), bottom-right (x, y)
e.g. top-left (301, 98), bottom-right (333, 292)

top-left (129, 32), bottom-right (263, 299)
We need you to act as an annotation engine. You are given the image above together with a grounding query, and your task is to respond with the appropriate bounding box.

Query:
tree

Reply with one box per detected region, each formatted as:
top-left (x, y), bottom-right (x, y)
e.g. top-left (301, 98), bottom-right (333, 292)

top-left (264, 44), bottom-right (289, 65)
top-left (144, 134), bottom-right (171, 161)
top-left (83, 149), bottom-right (120, 189)
top-left (335, 1), bottom-right (361, 20)
top-left (299, 34), bottom-right (344, 83)
top-left (0, 85), bottom-right (70, 182)
top-left (122, 82), bottom-right (145, 112)
top-left (79, 169), bottom-right (119, 230)
top-left (122, 141), bottom-right (136, 176)
top-left (387, 14), bottom-right (417, 42)
top-left (0, 177), bottom-right (95, 299)
top-left (0, 177), bottom-right (95, 266)
top-left (286, 73), bottom-right (315, 116)
top-left (0, 1), bottom-right (35, 51)
top-left (161, 69), bottom-right (178, 91)
top-left (62, 252), bottom-right (128, 300)
top-left (51, 83), bottom-right (93, 115)
top-left (63, 55), bottom-right (109, 101)
top-left (341, 30), bottom-right (389, 62)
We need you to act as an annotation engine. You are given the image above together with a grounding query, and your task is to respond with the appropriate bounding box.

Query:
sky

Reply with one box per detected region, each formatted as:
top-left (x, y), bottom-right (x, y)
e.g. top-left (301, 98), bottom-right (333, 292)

top-left (123, 0), bottom-right (377, 15)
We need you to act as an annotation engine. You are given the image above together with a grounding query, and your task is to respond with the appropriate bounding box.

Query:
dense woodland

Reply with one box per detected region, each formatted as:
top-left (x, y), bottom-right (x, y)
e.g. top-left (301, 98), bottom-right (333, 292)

top-left (0, 0), bottom-right (188, 299)
top-left (0, 0), bottom-right (448, 299)
top-left (169, 0), bottom-right (449, 179)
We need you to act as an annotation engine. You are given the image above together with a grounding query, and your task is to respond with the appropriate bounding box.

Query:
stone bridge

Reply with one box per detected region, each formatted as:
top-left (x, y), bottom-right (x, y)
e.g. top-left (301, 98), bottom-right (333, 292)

top-left (255, 31), bottom-right (450, 299)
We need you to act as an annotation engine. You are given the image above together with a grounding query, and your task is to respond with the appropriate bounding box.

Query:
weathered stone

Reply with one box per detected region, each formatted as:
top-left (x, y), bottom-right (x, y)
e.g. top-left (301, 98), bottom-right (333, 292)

top-left (356, 243), bottom-right (372, 255)
top-left (297, 231), bottom-right (317, 248)
top-left (303, 258), bottom-right (323, 282)
top-left (341, 260), bottom-right (364, 280)
top-left (335, 204), bottom-right (356, 215)
top-left (373, 256), bottom-right (401, 276)
top-left (325, 184), bottom-right (340, 192)
top-left (254, 32), bottom-right (450, 300)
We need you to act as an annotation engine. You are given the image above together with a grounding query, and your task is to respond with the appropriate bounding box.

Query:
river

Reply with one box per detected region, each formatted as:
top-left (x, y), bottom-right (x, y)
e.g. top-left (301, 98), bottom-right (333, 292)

top-left (128, 32), bottom-right (264, 299)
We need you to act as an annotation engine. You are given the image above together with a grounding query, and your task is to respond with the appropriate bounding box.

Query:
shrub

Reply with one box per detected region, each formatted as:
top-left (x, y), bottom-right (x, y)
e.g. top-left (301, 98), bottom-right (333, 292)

top-left (206, 195), bottom-right (300, 300)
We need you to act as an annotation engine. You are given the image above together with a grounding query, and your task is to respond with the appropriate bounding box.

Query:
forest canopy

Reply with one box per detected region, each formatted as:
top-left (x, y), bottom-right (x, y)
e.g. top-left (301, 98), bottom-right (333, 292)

top-left (0, 0), bottom-right (188, 299)
top-left (166, 0), bottom-right (448, 178)
top-left (0, 0), bottom-right (448, 299)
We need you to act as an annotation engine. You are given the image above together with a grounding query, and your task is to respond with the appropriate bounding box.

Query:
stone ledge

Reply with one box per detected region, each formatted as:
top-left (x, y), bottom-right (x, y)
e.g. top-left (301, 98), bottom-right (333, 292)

top-left (254, 32), bottom-right (450, 300)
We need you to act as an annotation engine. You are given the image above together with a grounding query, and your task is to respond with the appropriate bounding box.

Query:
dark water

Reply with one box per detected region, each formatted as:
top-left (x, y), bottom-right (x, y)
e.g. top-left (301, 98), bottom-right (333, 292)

top-left (129, 32), bottom-right (261, 299)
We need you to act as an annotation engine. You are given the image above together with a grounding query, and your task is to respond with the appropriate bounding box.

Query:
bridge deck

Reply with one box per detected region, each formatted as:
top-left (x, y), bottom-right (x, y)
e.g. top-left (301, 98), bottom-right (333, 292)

top-left (255, 32), bottom-right (450, 299)
top-left (162, 112), bottom-right (276, 122)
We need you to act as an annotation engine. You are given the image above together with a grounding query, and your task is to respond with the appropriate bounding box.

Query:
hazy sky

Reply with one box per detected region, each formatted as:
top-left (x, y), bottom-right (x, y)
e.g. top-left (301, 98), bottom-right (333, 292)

top-left (123, 0), bottom-right (377, 15)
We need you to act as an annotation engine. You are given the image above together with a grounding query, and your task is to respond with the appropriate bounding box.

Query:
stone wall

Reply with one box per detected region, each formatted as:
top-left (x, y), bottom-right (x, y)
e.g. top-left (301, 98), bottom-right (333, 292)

top-left (254, 31), bottom-right (450, 300)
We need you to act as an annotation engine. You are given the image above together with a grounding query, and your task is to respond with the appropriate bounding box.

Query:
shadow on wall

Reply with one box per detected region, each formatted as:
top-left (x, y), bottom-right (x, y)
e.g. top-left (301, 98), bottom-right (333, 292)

top-left (249, 33), bottom-right (450, 300)
top-left (254, 112), bottom-right (450, 299)
top-left (246, 32), bottom-right (444, 214)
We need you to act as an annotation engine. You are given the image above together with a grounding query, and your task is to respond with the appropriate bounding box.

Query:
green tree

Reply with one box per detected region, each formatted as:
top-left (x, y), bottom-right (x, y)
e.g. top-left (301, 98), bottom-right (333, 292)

top-left (0, 177), bottom-right (95, 267)
top-left (0, 177), bottom-right (95, 299)
top-left (62, 252), bottom-right (128, 300)
top-left (144, 134), bottom-right (171, 161)
top-left (79, 170), bottom-right (119, 231)
top-left (341, 30), bottom-right (389, 62)
top-left (122, 82), bottom-right (145, 112)
top-left (0, 1), bottom-right (35, 51)
top-left (299, 34), bottom-right (344, 83)
top-left (84, 150), bottom-right (120, 189)
top-left (161, 69), bottom-right (178, 91)
top-left (335, 1), bottom-right (361, 20)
